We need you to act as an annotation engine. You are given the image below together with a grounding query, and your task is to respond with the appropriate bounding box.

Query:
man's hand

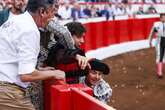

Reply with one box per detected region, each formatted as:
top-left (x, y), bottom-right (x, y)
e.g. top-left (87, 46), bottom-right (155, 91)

top-left (51, 70), bottom-right (65, 80)
top-left (76, 54), bottom-right (91, 70)
top-left (20, 69), bottom-right (65, 82)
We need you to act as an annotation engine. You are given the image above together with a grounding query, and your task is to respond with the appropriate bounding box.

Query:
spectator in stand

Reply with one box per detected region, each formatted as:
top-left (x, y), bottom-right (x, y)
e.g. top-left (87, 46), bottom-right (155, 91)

top-left (58, 2), bottom-right (72, 20)
top-left (79, 59), bottom-right (112, 104)
top-left (126, 4), bottom-right (134, 17)
top-left (83, 5), bottom-right (92, 18)
top-left (95, 7), bottom-right (102, 17)
top-left (100, 5), bottom-right (110, 20)
top-left (130, 0), bottom-right (143, 3)
top-left (111, 0), bottom-right (122, 3)
top-left (90, 5), bottom-right (99, 17)
top-left (146, 5), bottom-right (157, 14)
top-left (136, 5), bottom-right (145, 15)
top-left (0, 2), bottom-right (4, 11)
top-left (0, 0), bottom-right (28, 26)
top-left (71, 2), bottom-right (84, 20)
top-left (154, 0), bottom-right (161, 3)
top-left (122, 0), bottom-right (128, 4)
top-left (0, 0), bottom-right (13, 26)
top-left (144, 0), bottom-right (154, 3)
top-left (113, 3), bottom-right (126, 16)
top-left (1, 0), bottom-right (13, 9)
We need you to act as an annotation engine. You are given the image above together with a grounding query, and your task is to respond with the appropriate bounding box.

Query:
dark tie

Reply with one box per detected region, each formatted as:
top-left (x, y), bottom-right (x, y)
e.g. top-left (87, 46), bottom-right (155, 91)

top-left (163, 23), bottom-right (165, 36)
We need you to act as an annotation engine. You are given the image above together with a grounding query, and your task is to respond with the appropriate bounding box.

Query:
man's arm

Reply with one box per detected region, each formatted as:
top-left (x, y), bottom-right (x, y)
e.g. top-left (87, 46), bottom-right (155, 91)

top-left (148, 25), bottom-right (157, 47)
top-left (46, 43), bottom-right (90, 70)
top-left (20, 69), bottom-right (65, 82)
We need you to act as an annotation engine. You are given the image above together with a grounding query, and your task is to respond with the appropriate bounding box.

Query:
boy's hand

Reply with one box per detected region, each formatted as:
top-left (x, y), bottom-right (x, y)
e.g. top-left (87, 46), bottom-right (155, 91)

top-left (76, 54), bottom-right (90, 70)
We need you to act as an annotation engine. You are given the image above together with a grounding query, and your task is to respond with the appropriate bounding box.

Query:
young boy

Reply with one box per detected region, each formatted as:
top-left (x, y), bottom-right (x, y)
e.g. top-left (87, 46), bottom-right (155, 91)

top-left (80, 59), bottom-right (112, 104)
top-left (46, 22), bottom-right (90, 84)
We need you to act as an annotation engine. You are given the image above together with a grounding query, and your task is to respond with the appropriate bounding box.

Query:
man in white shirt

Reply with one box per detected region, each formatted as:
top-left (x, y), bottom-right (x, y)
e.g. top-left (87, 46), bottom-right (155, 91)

top-left (58, 2), bottom-right (72, 20)
top-left (0, 0), bottom-right (65, 109)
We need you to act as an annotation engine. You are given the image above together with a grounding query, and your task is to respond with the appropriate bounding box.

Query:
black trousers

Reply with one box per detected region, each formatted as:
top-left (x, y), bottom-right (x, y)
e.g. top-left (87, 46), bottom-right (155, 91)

top-left (159, 37), bottom-right (165, 62)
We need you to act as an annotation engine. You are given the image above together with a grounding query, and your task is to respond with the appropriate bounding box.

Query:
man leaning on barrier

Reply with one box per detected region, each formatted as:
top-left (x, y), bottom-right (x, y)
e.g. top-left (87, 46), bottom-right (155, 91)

top-left (0, 0), bottom-right (65, 110)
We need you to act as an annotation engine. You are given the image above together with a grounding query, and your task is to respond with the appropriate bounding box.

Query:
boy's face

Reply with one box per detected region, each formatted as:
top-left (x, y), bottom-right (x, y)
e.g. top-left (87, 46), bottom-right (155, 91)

top-left (87, 70), bottom-right (102, 86)
top-left (72, 33), bottom-right (85, 47)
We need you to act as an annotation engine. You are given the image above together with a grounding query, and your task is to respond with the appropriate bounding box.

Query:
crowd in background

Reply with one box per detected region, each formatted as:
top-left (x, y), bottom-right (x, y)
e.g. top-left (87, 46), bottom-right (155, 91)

top-left (52, 0), bottom-right (165, 3)
top-left (54, 1), bottom-right (158, 20)
top-left (0, 0), bottom-right (161, 21)
top-left (78, 0), bottom-right (164, 3)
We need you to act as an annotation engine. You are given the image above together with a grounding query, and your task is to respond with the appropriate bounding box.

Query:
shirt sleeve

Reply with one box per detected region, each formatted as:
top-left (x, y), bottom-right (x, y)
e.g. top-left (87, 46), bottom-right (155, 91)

top-left (16, 28), bottom-right (40, 75)
top-left (148, 23), bottom-right (156, 41)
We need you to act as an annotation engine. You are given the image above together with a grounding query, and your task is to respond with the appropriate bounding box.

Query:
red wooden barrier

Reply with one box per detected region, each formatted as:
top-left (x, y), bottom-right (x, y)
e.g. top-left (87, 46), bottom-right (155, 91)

top-left (84, 18), bottom-right (159, 52)
top-left (44, 79), bottom-right (66, 110)
top-left (50, 84), bottom-right (115, 110)
top-left (72, 88), bottom-right (115, 110)
top-left (50, 84), bottom-right (93, 110)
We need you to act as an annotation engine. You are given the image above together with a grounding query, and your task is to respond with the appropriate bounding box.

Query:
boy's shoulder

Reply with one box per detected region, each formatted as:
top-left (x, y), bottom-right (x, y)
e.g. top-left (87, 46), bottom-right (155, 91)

top-left (93, 79), bottom-right (112, 96)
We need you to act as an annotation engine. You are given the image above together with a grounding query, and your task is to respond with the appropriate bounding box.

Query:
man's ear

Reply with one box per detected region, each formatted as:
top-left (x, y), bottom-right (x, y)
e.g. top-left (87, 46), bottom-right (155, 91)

top-left (39, 8), bottom-right (45, 17)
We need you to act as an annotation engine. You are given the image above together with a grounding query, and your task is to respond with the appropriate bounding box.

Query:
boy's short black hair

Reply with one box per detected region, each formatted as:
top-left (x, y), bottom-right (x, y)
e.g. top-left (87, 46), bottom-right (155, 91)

top-left (64, 22), bottom-right (86, 37)
top-left (89, 59), bottom-right (110, 75)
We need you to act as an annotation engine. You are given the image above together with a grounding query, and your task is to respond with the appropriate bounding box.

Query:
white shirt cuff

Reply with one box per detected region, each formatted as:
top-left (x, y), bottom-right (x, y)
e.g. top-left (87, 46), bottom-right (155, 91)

top-left (19, 62), bottom-right (36, 75)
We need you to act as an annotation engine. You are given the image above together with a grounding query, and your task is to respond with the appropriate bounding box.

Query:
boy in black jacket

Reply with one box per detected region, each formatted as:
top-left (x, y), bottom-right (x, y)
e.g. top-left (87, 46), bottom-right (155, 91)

top-left (46, 22), bottom-right (90, 84)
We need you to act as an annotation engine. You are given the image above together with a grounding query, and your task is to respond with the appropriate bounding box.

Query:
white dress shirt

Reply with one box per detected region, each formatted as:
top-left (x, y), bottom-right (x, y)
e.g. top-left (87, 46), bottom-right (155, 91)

top-left (58, 5), bottom-right (72, 20)
top-left (154, 21), bottom-right (165, 37)
top-left (0, 11), bottom-right (40, 88)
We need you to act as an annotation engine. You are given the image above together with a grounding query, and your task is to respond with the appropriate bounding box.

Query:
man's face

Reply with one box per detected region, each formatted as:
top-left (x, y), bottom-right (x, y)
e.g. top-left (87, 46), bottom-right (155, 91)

top-left (13, 0), bottom-right (28, 13)
top-left (53, 2), bottom-right (59, 14)
top-left (37, 5), bottom-right (56, 28)
top-left (160, 15), bottom-right (165, 22)
top-left (3, 0), bottom-right (13, 8)
top-left (72, 33), bottom-right (85, 47)
top-left (87, 70), bottom-right (102, 86)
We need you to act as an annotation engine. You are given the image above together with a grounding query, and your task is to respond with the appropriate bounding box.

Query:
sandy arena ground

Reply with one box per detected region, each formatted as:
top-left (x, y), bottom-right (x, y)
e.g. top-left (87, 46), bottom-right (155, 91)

top-left (103, 48), bottom-right (165, 110)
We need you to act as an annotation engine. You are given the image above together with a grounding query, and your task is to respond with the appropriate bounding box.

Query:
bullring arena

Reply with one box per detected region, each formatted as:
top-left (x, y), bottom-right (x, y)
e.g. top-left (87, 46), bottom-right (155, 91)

top-left (1, 1), bottom-right (165, 110)
top-left (79, 3), bottom-right (165, 110)
top-left (104, 48), bottom-right (165, 110)
top-left (44, 3), bottom-right (165, 110)
top-left (47, 14), bottom-right (165, 110)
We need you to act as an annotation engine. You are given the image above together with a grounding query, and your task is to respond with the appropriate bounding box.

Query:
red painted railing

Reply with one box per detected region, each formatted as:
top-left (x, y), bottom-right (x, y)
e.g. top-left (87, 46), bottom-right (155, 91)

top-left (72, 88), bottom-right (115, 110)
top-left (83, 17), bottom-right (159, 52)
top-left (50, 84), bottom-right (115, 110)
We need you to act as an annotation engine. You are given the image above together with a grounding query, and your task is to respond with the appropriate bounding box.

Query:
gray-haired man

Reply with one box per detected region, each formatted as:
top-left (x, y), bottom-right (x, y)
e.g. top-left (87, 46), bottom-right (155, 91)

top-left (0, 0), bottom-right (65, 109)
